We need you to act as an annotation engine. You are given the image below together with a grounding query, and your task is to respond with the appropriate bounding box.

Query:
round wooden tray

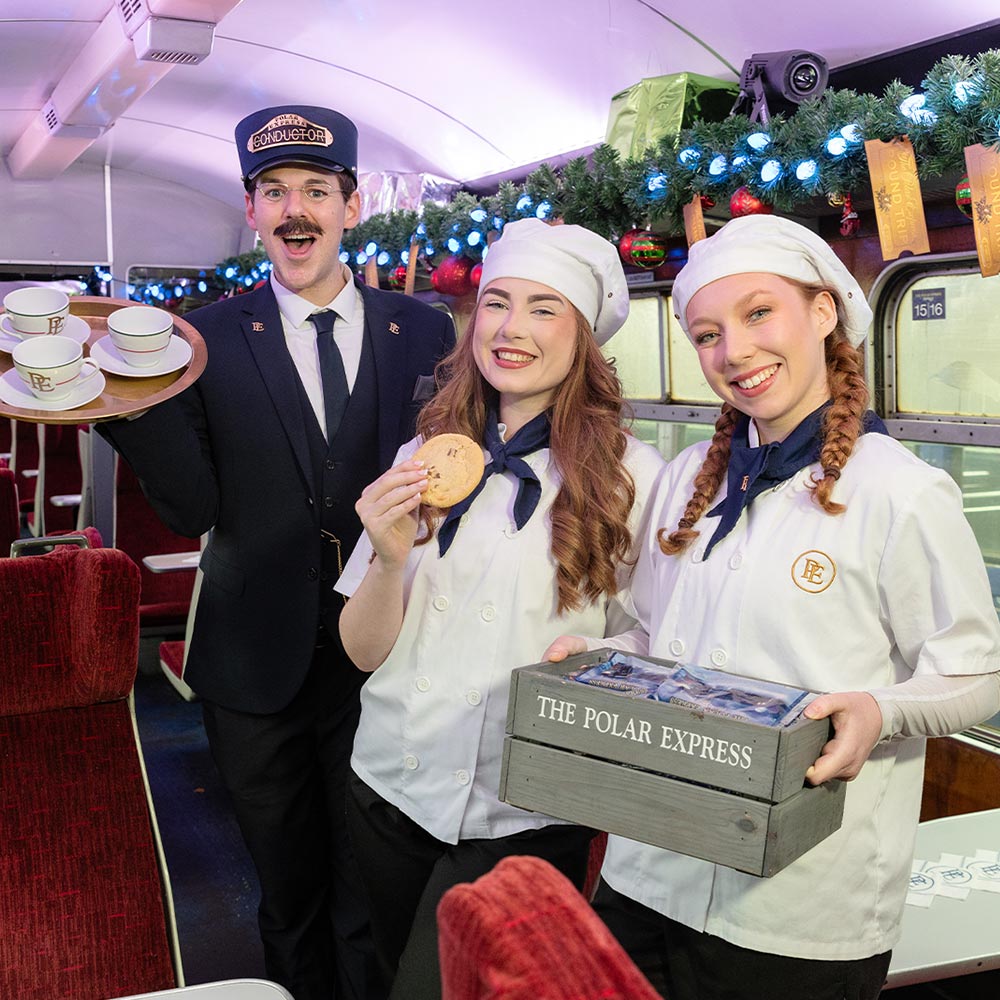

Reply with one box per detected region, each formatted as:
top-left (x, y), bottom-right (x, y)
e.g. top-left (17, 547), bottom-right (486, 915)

top-left (0, 296), bottom-right (207, 424)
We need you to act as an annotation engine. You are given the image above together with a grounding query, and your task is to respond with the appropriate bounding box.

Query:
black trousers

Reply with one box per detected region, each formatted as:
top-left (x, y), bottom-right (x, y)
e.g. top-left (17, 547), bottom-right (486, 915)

top-left (202, 642), bottom-right (382, 1000)
top-left (346, 772), bottom-right (595, 1000)
top-left (593, 879), bottom-right (892, 1000)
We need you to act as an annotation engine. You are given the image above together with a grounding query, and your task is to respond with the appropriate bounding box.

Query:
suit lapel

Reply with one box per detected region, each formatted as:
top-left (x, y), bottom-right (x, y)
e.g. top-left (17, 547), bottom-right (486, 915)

top-left (358, 280), bottom-right (408, 467)
top-left (239, 286), bottom-right (314, 489)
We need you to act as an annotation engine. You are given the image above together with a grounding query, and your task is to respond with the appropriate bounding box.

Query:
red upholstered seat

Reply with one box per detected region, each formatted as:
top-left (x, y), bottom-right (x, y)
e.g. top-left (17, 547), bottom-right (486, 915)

top-left (0, 460), bottom-right (18, 557)
top-left (437, 854), bottom-right (662, 1000)
top-left (113, 459), bottom-right (196, 633)
top-left (0, 543), bottom-right (180, 999)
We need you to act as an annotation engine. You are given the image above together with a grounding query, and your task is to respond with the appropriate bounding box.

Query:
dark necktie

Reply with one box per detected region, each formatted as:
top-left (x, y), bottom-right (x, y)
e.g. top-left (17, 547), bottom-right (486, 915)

top-left (437, 409), bottom-right (551, 556)
top-left (308, 310), bottom-right (350, 440)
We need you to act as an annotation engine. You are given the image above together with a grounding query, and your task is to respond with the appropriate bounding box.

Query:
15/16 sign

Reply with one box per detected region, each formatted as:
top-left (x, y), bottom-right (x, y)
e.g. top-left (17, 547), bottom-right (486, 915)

top-left (912, 288), bottom-right (946, 320)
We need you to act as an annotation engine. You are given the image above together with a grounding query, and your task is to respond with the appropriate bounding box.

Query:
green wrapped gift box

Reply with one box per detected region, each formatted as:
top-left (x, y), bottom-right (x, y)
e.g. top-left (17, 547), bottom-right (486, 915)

top-left (605, 72), bottom-right (739, 160)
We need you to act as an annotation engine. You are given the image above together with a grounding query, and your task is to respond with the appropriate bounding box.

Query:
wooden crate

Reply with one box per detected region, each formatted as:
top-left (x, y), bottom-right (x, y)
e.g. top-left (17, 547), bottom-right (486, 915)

top-left (499, 649), bottom-right (846, 877)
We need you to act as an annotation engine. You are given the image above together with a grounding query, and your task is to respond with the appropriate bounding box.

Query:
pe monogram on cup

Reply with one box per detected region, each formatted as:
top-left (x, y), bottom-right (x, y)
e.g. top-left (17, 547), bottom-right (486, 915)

top-left (12, 335), bottom-right (101, 402)
top-left (2, 287), bottom-right (70, 338)
top-left (107, 305), bottom-right (174, 368)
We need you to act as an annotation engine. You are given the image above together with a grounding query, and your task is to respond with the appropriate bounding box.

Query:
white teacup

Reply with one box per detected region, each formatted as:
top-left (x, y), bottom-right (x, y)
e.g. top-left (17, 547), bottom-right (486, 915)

top-left (2, 287), bottom-right (70, 338)
top-left (12, 335), bottom-right (101, 402)
top-left (107, 306), bottom-right (174, 368)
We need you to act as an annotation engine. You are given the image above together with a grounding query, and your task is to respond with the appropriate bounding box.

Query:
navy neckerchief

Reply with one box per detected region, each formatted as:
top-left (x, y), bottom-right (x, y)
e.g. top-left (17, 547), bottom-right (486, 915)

top-left (436, 408), bottom-right (551, 557)
top-left (702, 402), bottom-right (888, 559)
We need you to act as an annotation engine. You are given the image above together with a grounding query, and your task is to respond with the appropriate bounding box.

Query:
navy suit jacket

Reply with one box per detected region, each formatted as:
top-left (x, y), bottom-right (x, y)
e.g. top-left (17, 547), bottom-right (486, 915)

top-left (100, 280), bottom-right (455, 713)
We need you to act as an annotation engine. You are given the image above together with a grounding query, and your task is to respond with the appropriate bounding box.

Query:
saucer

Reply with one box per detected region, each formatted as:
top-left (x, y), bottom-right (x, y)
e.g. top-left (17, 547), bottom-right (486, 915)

top-left (89, 334), bottom-right (192, 378)
top-left (0, 366), bottom-right (106, 412)
top-left (0, 313), bottom-right (91, 352)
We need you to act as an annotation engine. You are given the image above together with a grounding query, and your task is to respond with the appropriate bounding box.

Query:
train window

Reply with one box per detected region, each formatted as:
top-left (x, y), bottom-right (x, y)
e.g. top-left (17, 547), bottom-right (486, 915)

top-left (632, 417), bottom-right (714, 460)
top-left (612, 292), bottom-right (716, 404)
top-left (876, 256), bottom-right (1000, 740)
top-left (125, 265), bottom-right (225, 314)
top-left (604, 294), bottom-right (664, 399)
top-left (894, 272), bottom-right (1000, 416)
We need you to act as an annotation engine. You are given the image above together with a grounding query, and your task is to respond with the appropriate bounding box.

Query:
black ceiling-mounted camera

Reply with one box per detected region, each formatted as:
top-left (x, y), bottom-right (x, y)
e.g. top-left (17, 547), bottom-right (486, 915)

top-left (731, 50), bottom-right (829, 124)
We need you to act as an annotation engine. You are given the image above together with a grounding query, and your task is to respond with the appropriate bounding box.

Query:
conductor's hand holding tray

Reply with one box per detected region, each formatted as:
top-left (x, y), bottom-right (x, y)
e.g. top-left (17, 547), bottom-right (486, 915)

top-left (542, 215), bottom-right (1000, 1000)
top-left (336, 218), bottom-right (668, 998)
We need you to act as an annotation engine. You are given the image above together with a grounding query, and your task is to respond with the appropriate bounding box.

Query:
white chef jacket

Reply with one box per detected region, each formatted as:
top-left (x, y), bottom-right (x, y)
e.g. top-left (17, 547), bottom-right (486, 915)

top-left (602, 432), bottom-right (1000, 961)
top-left (336, 433), bottom-right (667, 845)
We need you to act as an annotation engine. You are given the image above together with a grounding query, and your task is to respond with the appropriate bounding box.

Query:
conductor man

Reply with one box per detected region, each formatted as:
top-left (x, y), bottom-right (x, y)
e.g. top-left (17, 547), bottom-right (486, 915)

top-left (99, 105), bottom-right (456, 1000)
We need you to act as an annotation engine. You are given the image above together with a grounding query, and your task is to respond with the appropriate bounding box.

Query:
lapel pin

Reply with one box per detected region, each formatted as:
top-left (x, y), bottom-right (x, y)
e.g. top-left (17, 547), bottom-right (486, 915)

top-left (252, 321), bottom-right (265, 332)
top-left (388, 322), bottom-right (400, 335)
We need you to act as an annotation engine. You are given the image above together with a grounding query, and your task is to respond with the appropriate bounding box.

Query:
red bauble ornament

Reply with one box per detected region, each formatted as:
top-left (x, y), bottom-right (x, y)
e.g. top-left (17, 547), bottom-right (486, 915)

top-left (430, 255), bottom-right (475, 297)
top-left (470, 262), bottom-right (483, 288)
top-left (699, 195), bottom-right (716, 210)
top-left (838, 193), bottom-right (860, 238)
top-left (388, 265), bottom-right (408, 289)
top-left (729, 187), bottom-right (773, 218)
top-left (618, 228), bottom-right (668, 269)
top-left (955, 174), bottom-right (974, 219)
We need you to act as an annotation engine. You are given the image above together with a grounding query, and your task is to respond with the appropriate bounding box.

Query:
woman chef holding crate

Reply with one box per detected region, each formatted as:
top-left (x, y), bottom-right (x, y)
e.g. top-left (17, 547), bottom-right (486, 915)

top-left (548, 214), bottom-right (1000, 1000)
top-left (334, 218), bottom-right (667, 999)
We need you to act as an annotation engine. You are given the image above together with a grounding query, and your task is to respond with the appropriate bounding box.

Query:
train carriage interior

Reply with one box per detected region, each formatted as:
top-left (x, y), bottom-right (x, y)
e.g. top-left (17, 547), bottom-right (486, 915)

top-left (4, 2), bottom-right (1000, 998)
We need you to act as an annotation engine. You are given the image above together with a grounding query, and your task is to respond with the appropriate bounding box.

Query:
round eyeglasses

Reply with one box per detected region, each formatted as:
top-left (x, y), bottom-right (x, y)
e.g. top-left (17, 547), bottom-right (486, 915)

top-left (254, 183), bottom-right (343, 204)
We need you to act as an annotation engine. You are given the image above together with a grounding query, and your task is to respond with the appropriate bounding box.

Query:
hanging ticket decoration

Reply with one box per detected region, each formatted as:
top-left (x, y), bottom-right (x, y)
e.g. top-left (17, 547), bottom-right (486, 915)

top-left (963, 143), bottom-right (1000, 278)
top-left (864, 137), bottom-right (931, 261)
top-left (683, 194), bottom-right (707, 246)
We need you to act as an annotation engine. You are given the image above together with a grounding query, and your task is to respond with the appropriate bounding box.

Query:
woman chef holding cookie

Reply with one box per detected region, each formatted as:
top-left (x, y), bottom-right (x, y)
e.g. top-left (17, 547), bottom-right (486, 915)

top-left (549, 215), bottom-right (1000, 1000)
top-left (335, 218), bottom-right (666, 998)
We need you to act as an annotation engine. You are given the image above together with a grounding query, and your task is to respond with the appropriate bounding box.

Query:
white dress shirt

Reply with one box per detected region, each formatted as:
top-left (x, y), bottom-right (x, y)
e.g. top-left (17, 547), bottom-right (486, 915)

top-left (271, 269), bottom-right (365, 439)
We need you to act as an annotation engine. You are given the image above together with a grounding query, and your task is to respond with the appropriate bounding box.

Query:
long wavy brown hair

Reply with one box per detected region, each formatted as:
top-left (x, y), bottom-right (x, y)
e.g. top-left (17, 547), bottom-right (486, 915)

top-left (658, 282), bottom-right (869, 556)
top-left (416, 307), bottom-right (636, 614)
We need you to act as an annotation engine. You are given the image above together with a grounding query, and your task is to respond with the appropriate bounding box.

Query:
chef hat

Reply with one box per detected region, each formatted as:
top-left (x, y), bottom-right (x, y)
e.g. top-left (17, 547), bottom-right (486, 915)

top-left (671, 215), bottom-right (873, 347)
top-left (477, 218), bottom-right (629, 345)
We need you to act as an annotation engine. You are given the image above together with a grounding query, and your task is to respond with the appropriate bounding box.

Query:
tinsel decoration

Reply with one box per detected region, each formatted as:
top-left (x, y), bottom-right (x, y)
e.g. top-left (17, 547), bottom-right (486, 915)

top-left (955, 174), bottom-right (974, 219)
top-left (618, 228), bottom-right (668, 268)
top-left (430, 256), bottom-right (475, 297)
top-left (729, 187), bottom-right (773, 218)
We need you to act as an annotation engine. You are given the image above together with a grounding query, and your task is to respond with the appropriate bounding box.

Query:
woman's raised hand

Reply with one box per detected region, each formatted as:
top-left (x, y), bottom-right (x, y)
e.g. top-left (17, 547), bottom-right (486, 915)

top-left (355, 459), bottom-right (428, 569)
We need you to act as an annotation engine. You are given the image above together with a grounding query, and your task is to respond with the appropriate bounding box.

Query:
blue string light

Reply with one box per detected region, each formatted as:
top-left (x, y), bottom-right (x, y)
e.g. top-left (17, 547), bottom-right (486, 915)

top-left (446, 237), bottom-right (461, 253)
top-left (678, 146), bottom-right (700, 167)
top-left (708, 154), bottom-right (728, 177)
top-left (469, 208), bottom-right (487, 223)
top-left (825, 136), bottom-right (848, 156)
top-left (747, 132), bottom-right (771, 151)
top-left (516, 194), bottom-right (533, 212)
top-left (376, 251), bottom-right (390, 266)
top-left (535, 200), bottom-right (552, 219)
top-left (760, 159), bottom-right (783, 184)
top-left (899, 93), bottom-right (938, 125)
top-left (795, 159), bottom-right (818, 182)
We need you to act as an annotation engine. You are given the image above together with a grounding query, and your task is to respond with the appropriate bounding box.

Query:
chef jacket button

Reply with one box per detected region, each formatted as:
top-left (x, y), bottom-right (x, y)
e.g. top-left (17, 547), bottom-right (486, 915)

top-left (320, 571), bottom-right (329, 582)
top-left (307, 567), bottom-right (318, 580)
top-left (481, 604), bottom-right (496, 622)
top-left (690, 548), bottom-right (705, 563)
top-left (456, 769), bottom-right (471, 785)
top-left (504, 523), bottom-right (517, 538)
top-left (306, 496), bottom-right (314, 506)
top-left (324, 495), bottom-right (335, 508)
top-left (669, 639), bottom-right (685, 657)
top-left (404, 754), bottom-right (419, 770)
top-left (325, 458), bottom-right (337, 470)
top-left (710, 648), bottom-right (728, 667)
top-left (433, 595), bottom-right (450, 611)
top-left (460, 514), bottom-right (470, 527)
top-left (729, 552), bottom-right (743, 570)
top-left (415, 676), bottom-right (431, 692)
top-left (466, 689), bottom-right (482, 706)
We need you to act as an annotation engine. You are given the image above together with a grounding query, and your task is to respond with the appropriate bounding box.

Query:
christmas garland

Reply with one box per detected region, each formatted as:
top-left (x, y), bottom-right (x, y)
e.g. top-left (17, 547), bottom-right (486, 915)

top-left (163, 48), bottom-right (1000, 299)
